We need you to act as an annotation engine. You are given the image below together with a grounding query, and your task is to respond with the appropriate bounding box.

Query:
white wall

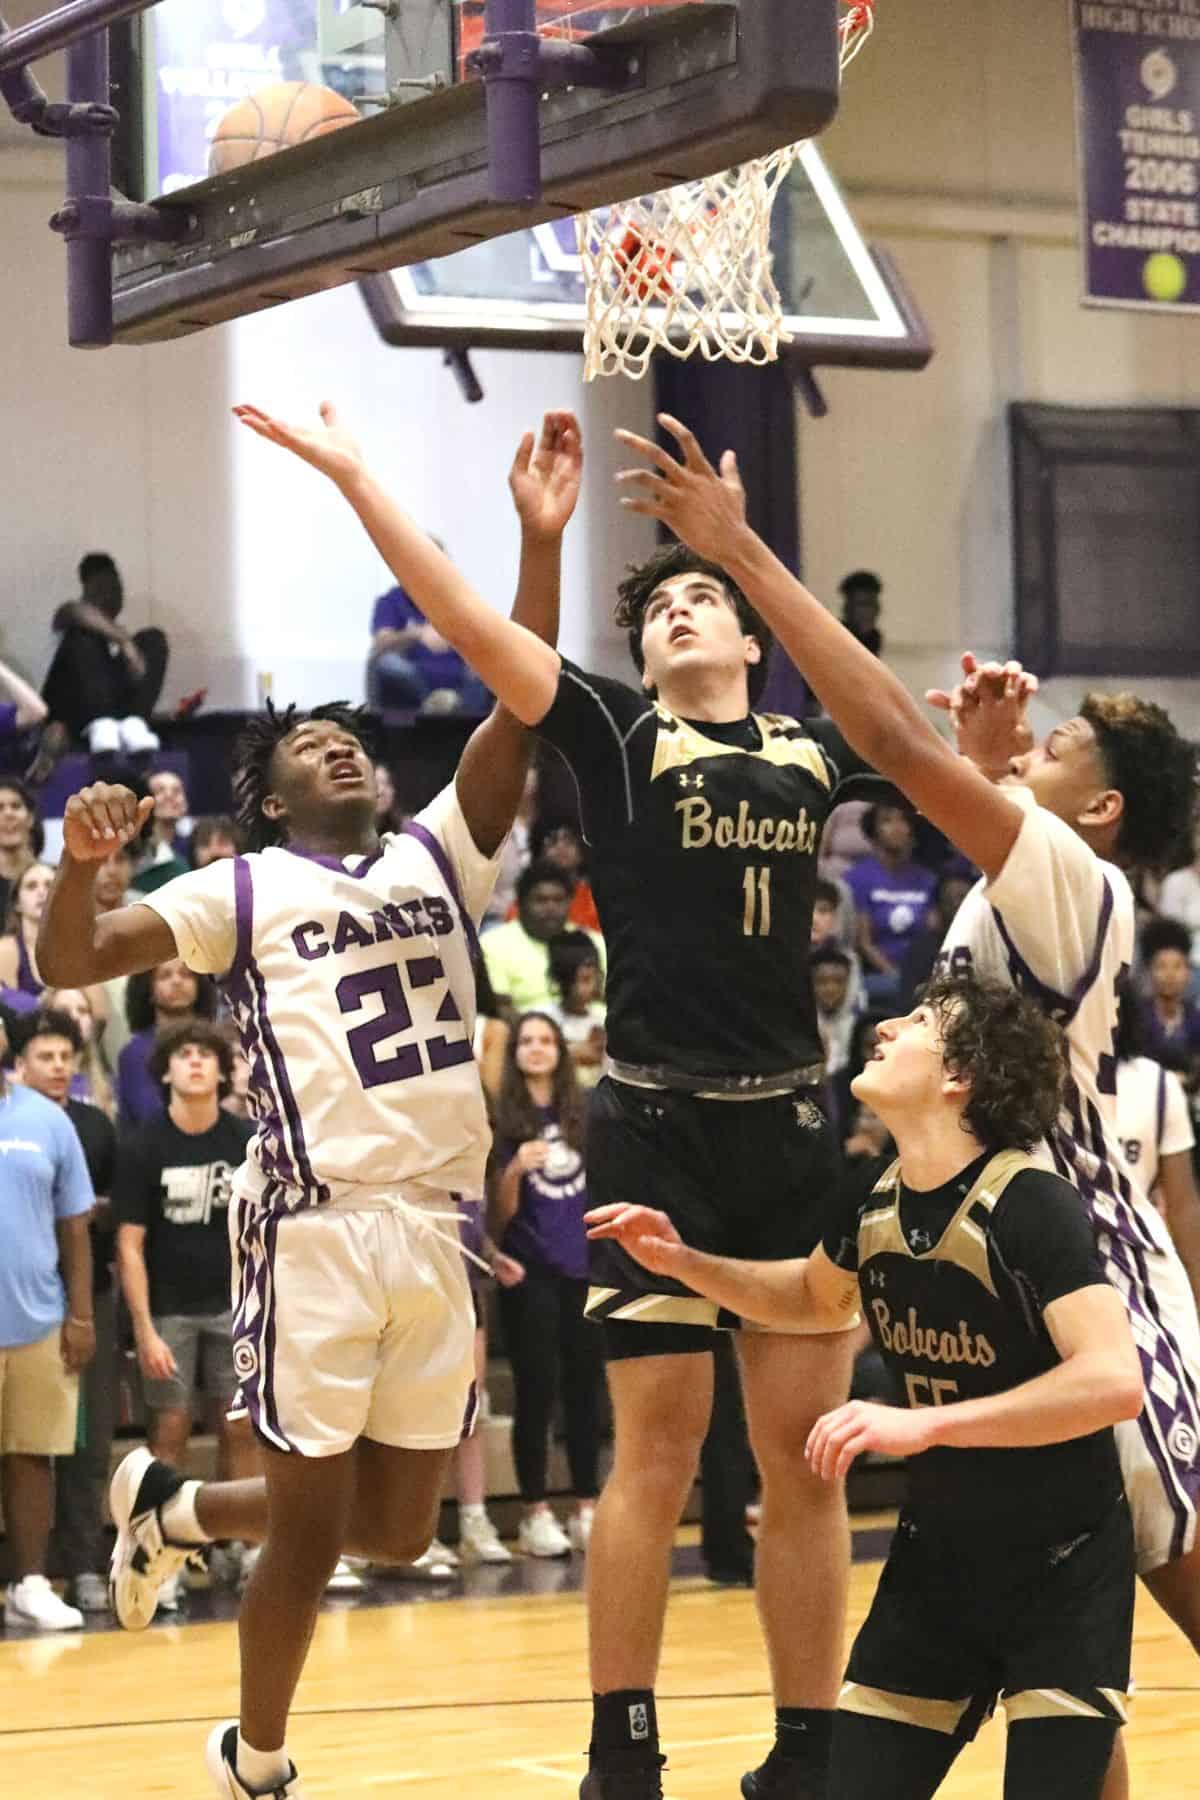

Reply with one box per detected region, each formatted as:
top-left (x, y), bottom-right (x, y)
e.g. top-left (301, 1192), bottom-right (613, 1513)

top-left (799, 0), bottom-right (1200, 737)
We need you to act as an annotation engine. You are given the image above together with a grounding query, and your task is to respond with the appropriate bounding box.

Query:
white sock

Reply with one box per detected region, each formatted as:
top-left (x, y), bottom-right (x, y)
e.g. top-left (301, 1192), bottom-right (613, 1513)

top-left (236, 1732), bottom-right (291, 1792)
top-left (460, 1503), bottom-right (488, 1524)
top-left (159, 1481), bottom-right (209, 1545)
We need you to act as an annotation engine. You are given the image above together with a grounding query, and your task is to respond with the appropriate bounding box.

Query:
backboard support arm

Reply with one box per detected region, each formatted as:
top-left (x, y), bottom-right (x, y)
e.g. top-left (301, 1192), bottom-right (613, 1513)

top-left (0, 2), bottom-right (192, 347)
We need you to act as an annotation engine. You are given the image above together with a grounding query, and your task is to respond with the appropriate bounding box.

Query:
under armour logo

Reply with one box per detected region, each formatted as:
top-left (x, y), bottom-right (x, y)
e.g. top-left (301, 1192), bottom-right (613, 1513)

top-left (677, 772), bottom-right (705, 789)
top-left (867, 1268), bottom-right (886, 1289)
top-left (908, 1228), bottom-right (932, 1252)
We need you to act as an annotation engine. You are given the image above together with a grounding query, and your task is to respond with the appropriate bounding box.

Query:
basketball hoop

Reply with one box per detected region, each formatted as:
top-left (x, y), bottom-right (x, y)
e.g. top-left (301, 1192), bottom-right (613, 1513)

top-left (577, 1), bottom-right (875, 380)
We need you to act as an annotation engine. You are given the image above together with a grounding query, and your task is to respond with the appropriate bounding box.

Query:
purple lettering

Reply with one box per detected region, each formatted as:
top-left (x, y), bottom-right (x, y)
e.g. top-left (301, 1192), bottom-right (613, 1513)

top-left (332, 911), bottom-right (375, 955)
top-left (292, 921), bottom-right (329, 961)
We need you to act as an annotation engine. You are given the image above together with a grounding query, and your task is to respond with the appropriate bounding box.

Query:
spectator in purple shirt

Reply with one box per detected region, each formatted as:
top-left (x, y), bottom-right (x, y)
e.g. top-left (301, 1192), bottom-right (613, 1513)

top-left (117, 958), bottom-right (219, 1128)
top-left (1139, 918), bottom-right (1200, 1084)
top-left (845, 797), bottom-right (937, 1005)
top-left (488, 1012), bottom-right (603, 1561)
top-left (367, 580), bottom-right (491, 716)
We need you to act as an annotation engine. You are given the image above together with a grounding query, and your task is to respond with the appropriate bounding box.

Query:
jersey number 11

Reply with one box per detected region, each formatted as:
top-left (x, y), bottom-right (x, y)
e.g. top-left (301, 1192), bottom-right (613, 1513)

top-left (742, 865), bottom-right (772, 937)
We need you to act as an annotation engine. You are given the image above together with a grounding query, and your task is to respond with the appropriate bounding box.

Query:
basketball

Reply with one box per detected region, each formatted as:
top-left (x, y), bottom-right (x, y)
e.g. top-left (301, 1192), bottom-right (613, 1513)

top-left (208, 82), bottom-right (360, 178)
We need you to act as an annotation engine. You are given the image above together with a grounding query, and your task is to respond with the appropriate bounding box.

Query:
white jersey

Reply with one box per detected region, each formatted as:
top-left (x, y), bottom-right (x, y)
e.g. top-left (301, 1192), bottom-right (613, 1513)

top-left (144, 784), bottom-right (501, 1215)
top-left (937, 786), bottom-right (1200, 1569)
top-left (1117, 1056), bottom-right (1195, 1199)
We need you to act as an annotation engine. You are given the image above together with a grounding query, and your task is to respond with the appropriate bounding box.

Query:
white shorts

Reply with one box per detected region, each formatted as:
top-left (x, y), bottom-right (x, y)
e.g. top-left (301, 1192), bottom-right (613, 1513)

top-left (1103, 1217), bottom-right (1200, 1574)
top-left (228, 1191), bottom-right (476, 1459)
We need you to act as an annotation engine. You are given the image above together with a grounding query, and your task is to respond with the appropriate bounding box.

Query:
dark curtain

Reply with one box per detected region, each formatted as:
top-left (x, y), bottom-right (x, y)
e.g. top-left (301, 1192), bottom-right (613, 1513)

top-left (652, 357), bottom-right (811, 716)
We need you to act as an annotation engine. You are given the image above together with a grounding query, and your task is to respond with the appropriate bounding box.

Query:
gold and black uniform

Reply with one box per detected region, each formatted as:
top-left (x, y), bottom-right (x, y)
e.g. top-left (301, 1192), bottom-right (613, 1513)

top-left (821, 1150), bottom-right (1135, 1800)
top-left (535, 659), bottom-right (871, 1354)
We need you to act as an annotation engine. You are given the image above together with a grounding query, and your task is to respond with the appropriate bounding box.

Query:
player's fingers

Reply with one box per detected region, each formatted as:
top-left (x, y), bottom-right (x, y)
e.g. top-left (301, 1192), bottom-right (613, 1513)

top-left (318, 400), bottom-right (340, 429)
top-left (656, 413), bottom-right (710, 473)
top-left (834, 1429), bottom-right (870, 1481)
top-left (614, 470), bottom-right (673, 500)
top-left (925, 689), bottom-right (953, 710)
top-left (960, 651), bottom-right (979, 675)
top-left (1019, 672), bottom-right (1039, 697)
top-left (614, 428), bottom-right (680, 477)
top-left (583, 1205), bottom-right (625, 1224)
top-left (719, 447), bottom-right (743, 489)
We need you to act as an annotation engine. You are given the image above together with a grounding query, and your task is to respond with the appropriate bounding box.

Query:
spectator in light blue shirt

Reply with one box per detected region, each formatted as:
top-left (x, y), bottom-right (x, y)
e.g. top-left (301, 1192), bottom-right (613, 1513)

top-left (0, 1009), bottom-right (95, 1631)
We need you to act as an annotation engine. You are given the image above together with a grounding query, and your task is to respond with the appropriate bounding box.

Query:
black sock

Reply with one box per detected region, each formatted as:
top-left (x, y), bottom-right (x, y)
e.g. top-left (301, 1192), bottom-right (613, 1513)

top-left (773, 1707), bottom-right (834, 1773)
top-left (590, 1690), bottom-right (659, 1765)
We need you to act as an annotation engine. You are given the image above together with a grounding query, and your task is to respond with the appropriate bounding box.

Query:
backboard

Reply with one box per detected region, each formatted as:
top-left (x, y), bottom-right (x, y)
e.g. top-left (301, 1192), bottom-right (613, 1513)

top-left (109, 0), bottom-right (846, 343)
top-left (373, 140), bottom-right (930, 369)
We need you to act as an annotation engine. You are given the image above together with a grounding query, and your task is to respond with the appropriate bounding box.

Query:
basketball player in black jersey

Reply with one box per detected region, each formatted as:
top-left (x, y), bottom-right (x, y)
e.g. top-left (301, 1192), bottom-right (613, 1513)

top-left (589, 976), bottom-right (1143, 1800)
top-left (234, 399), bottom-right (887, 1800)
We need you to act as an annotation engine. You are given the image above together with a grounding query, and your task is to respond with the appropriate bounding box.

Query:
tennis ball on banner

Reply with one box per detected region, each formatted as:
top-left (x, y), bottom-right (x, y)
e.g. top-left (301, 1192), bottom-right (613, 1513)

top-left (1142, 253), bottom-right (1188, 304)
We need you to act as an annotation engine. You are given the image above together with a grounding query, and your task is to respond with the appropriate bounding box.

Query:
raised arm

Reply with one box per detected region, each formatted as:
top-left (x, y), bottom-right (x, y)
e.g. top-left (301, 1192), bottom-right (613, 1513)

top-left (39, 784), bottom-right (176, 986)
top-left (616, 418), bottom-right (1027, 882)
top-left (234, 402), bottom-right (562, 730)
top-left (584, 1202), bottom-right (859, 1332)
top-left (453, 411), bottom-right (582, 855)
top-left (0, 655), bottom-right (48, 731)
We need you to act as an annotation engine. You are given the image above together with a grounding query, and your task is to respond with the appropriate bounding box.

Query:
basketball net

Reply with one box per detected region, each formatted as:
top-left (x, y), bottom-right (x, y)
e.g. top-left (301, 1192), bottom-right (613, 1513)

top-left (576, 1), bottom-right (875, 380)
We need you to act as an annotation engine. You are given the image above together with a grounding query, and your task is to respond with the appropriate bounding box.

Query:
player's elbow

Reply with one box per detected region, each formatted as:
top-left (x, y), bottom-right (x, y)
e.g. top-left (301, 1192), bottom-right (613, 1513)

top-left (1102, 1352), bottom-right (1144, 1425)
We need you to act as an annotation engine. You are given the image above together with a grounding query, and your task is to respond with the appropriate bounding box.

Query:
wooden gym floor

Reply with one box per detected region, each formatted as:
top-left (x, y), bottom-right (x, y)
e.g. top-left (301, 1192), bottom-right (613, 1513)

top-left (3, 1521), bottom-right (1198, 1798)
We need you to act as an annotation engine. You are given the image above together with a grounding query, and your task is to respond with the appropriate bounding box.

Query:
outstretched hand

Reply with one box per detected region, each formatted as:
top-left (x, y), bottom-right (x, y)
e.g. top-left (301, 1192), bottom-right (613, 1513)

top-left (509, 410), bottom-right (583, 542)
top-left (63, 784), bottom-right (154, 863)
top-left (926, 652), bottom-right (1037, 774)
top-left (614, 414), bottom-right (749, 562)
top-left (584, 1203), bottom-right (687, 1279)
top-left (233, 400), bottom-right (367, 490)
top-left (806, 1400), bottom-right (937, 1482)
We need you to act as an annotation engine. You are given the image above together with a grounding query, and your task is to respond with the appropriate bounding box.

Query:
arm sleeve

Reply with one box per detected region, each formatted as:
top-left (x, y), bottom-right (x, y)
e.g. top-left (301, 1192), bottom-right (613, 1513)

top-left (982, 788), bottom-right (1112, 1016)
top-left (820, 1157), bottom-right (887, 1272)
top-left (993, 1174), bottom-right (1110, 1311)
top-left (805, 716), bottom-right (882, 793)
top-left (534, 658), bottom-right (658, 842)
top-left (112, 1131), bottom-right (156, 1229)
top-left (412, 783), bottom-right (505, 925)
top-left (138, 859), bottom-right (238, 975)
top-left (1161, 1068), bottom-right (1195, 1159)
top-left (53, 1109), bottom-right (95, 1221)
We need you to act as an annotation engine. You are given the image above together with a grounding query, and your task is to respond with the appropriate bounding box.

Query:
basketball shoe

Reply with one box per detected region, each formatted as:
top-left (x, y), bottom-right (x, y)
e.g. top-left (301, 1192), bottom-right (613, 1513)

top-left (205, 1723), bottom-right (306, 1799)
top-left (579, 1755), bottom-right (666, 1798)
top-left (740, 1746), bottom-right (825, 1798)
top-left (108, 1447), bottom-right (205, 1630)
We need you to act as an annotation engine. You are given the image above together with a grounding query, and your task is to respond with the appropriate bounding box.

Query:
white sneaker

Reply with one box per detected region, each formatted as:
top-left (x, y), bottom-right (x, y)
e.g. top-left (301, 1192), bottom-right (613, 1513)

top-left (108, 1446), bottom-right (205, 1631)
top-left (205, 1721), bottom-right (306, 1799)
top-left (324, 1557), bottom-right (366, 1593)
top-left (568, 1506), bottom-right (595, 1554)
top-left (518, 1509), bottom-right (571, 1558)
top-left (4, 1575), bottom-right (84, 1632)
top-left (118, 715), bottom-right (161, 754)
top-left (85, 716), bottom-right (121, 755)
top-left (457, 1512), bottom-right (514, 1566)
top-left (394, 1537), bottom-right (458, 1580)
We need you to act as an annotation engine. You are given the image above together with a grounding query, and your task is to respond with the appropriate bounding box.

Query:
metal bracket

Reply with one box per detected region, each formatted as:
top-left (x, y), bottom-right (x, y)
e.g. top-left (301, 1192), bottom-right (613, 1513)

top-left (469, 0), bottom-right (641, 205)
top-left (0, 5), bottom-right (193, 347)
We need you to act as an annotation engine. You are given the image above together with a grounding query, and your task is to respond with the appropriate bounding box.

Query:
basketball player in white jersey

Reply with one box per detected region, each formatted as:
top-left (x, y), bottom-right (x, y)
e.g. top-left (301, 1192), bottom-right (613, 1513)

top-left (611, 416), bottom-right (1200, 1800)
top-left (36, 411), bottom-right (582, 1800)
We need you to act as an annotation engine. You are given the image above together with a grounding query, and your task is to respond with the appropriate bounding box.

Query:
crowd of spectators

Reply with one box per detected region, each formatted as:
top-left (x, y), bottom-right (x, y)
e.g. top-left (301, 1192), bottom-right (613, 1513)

top-left (4, 561), bottom-right (1200, 1624)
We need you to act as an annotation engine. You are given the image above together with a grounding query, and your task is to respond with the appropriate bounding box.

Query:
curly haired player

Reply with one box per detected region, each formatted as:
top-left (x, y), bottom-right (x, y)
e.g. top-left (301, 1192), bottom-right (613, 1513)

top-left (588, 976), bottom-right (1143, 1800)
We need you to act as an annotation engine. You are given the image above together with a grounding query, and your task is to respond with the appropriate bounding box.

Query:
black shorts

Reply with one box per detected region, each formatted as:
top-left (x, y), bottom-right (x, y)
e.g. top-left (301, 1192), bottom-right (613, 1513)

top-left (584, 1074), bottom-right (839, 1359)
top-left (841, 1498), bottom-right (1135, 1743)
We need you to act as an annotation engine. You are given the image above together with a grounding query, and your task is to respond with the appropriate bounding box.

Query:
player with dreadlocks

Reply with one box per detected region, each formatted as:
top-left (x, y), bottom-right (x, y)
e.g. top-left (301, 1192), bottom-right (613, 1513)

top-left (36, 410), bottom-right (582, 1800)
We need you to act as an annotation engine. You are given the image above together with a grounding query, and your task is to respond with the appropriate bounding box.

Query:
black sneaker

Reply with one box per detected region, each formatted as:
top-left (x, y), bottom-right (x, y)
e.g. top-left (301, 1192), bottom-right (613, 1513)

top-left (108, 1447), bottom-right (204, 1630)
top-left (741, 1745), bottom-right (825, 1798)
top-left (206, 1722), bottom-right (305, 1797)
top-left (580, 1755), bottom-right (667, 1798)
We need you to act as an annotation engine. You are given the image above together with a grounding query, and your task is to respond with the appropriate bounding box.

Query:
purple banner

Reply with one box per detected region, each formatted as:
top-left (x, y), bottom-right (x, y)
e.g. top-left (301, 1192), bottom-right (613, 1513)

top-left (1074, 2), bottom-right (1200, 312)
top-left (152, 1), bottom-right (318, 196)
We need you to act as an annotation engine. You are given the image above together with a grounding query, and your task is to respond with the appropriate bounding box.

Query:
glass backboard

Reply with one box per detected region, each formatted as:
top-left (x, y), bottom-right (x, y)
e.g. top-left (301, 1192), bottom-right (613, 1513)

top-left (379, 140), bottom-right (930, 367)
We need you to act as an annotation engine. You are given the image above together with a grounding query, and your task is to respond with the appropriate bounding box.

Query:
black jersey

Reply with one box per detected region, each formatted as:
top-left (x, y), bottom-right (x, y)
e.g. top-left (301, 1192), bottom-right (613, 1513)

top-left (823, 1148), bottom-right (1123, 1547)
top-left (536, 658), bottom-right (870, 1082)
